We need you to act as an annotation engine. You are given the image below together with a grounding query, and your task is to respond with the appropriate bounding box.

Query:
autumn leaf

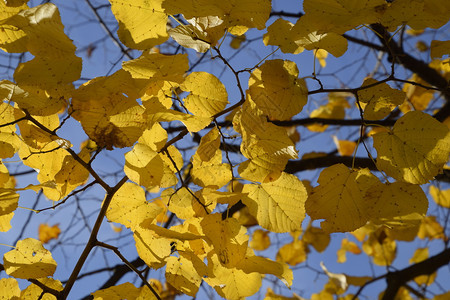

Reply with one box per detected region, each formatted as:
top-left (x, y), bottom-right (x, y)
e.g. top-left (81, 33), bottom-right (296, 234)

top-left (248, 59), bottom-right (308, 121)
top-left (357, 78), bottom-right (405, 120)
top-left (0, 278), bottom-right (20, 299)
top-left (106, 182), bottom-right (162, 232)
top-left (373, 111), bottom-right (450, 184)
top-left (3, 238), bottom-right (57, 279)
top-left (109, 0), bottom-right (168, 50)
top-left (92, 282), bottom-right (141, 300)
top-left (306, 164), bottom-right (379, 232)
top-left (242, 172), bottom-right (307, 233)
top-left (38, 224), bottom-right (61, 244)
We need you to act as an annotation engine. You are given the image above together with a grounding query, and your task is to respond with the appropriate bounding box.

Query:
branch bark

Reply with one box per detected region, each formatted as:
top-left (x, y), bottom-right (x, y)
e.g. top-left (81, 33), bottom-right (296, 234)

top-left (382, 247), bottom-right (450, 300)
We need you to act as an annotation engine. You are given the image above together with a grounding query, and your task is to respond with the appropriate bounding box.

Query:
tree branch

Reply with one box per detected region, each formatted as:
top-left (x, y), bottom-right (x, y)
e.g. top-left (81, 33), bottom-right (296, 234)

top-left (382, 248), bottom-right (450, 300)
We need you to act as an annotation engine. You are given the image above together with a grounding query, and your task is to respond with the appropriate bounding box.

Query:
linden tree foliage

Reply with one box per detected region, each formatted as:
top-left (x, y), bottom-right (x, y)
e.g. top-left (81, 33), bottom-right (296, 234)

top-left (0, 0), bottom-right (449, 299)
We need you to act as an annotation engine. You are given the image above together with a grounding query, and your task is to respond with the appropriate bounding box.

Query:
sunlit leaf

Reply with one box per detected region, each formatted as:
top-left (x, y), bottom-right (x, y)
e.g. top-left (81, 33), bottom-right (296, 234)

top-left (165, 256), bottom-right (202, 296)
top-left (181, 72), bottom-right (228, 117)
top-left (3, 238), bottom-right (57, 279)
top-left (38, 223), bottom-right (61, 244)
top-left (429, 185), bottom-right (450, 208)
top-left (204, 252), bottom-right (262, 300)
top-left (0, 278), bottom-right (20, 300)
top-left (357, 78), bottom-right (405, 120)
top-left (201, 213), bottom-right (248, 268)
top-left (373, 111), bottom-right (450, 184)
top-left (162, 0), bottom-right (271, 31)
top-left (109, 0), bottom-right (168, 49)
top-left (362, 228), bottom-right (396, 266)
top-left (263, 19), bottom-right (303, 54)
top-left (92, 282), bottom-right (141, 300)
top-left (366, 181), bottom-right (428, 230)
top-left (20, 277), bottom-right (63, 299)
top-left (106, 182), bottom-right (162, 232)
top-left (337, 238), bottom-right (361, 263)
top-left (249, 229), bottom-right (271, 251)
top-left (248, 59), bottom-right (308, 121)
top-left (306, 164), bottom-right (379, 232)
top-left (242, 172), bottom-right (307, 233)
top-left (303, 225), bottom-right (330, 253)
top-left (430, 40), bottom-right (450, 58)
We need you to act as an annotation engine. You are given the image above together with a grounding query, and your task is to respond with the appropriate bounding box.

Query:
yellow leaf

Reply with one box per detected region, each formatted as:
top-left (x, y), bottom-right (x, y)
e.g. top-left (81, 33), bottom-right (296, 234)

top-left (204, 252), bottom-right (262, 300)
top-left (38, 224), bottom-right (61, 244)
top-left (333, 136), bottom-right (356, 156)
top-left (0, 278), bottom-right (20, 300)
top-left (0, 0), bottom-right (28, 22)
top-left (106, 182), bottom-right (162, 232)
top-left (0, 188), bottom-right (19, 216)
top-left (19, 144), bottom-right (68, 201)
top-left (109, 0), bottom-right (168, 50)
top-left (248, 59), bottom-right (308, 121)
top-left (307, 94), bottom-right (349, 132)
top-left (169, 17), bottom-right (225, 52)
top-left (47, 147), bottom-right (89, 199)
top-left (181, 72), bottom-right (228, 117)
top-left (276, 238), bottom-right (308, 266)
top-left (290, 17), bottom-right (348, 57)
top-left (320, 262), bottom-right (348, 293)
top-left (3, 238), bottom-right (57, 279)
top-left (264, 287), bottom-right (303, 300)
top-left (409, 248), bottom-right (436, 285)
top-left (230, 34), bottom-right (245, 49)
top-left (133, 227), bottom-right (172, 269)
top-left (191, 127), bottom-right (232, 188)
top-left (92, 282), bottom-right (141, 300)
top-left (263, 19), bottom-right (303, 54)
top-left (123, 52), bottom-right (188, 84)
top-left (200, 213), bottom-right (248, 268)
top-left (234, 97), bottom-right (298, 182)
top-left (20, 277), bottom-right (63, 299)
top-left (406, 0), bottom-right (450, 30)
top-left (337, 238), bottom-right (361, 263)
top-left (0, 211), bottom-right (14, 232)
top-left (429, 185), bottom-right (450, 208)
top-left (163, 188), bottom-right (197, 220)
top-left (242, 172), bottom-right (307, 233)
top-left (373, 111), bottom-right (450, 184)
top-left (169, 24), bottom-right (211, 53)
top-left (417, 215), bottom-right (446, 240)
top-left (16, 114), bottom-right (58, 149)
top-left (366, 182), bottom-right (428, 229)
top-left (249, 229), bottom-right (271, 251)
top-left (314, 49), bottom-right (328, 68)
top-left (357, 79), bottom-right (405, 120)
top-left (124, 143), bottom-right (165, 189)
top-left (239, 252), bottom-right (293, 287)
top-left (303, 225), bottom-right (330, 253)
top-left (433, 292), bottom-right (450, 300)
top-left (401, 74), bottom-right (434, 112)
top-left (162, 0), bottom-right (271, 31)
top-left (362, 228), bottom-right (396, 266)
top-left (71, 69), bottom-right (147, 149)
top-left (306, 164), bottom-right (379, 232)
top-left (0, 102), bottom-right (21, 158)
top-left (430, 40), bottom-right (450, 58)
top-left (379, 0), bottom-right (424, 31)
top-left (165, 256), bottom-right (202, 296)
top-left (302, 0), bottom-right (386, 34)
top-left (345, 275), bottom-right (372, 287)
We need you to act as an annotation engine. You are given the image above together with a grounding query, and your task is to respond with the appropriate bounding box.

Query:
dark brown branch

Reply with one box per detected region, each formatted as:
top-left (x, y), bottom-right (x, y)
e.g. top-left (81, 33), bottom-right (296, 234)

top-left (370, 24), bottom-right (450, 122)
top-left (382, 248), bottom-right (450, 300)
